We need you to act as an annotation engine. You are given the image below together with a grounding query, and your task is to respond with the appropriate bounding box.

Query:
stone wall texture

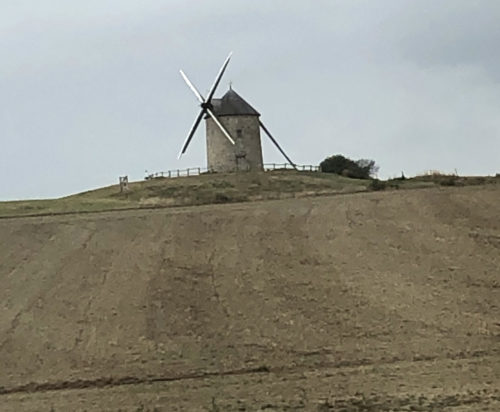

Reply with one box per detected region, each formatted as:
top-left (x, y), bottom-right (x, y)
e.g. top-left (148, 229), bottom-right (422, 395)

top-left (206, 115), bottom-right (263, 172)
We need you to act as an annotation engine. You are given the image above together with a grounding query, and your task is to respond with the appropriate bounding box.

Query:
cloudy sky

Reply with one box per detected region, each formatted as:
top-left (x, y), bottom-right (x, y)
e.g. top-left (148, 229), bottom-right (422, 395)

top-left (1, 1), bottom-right (499, 200)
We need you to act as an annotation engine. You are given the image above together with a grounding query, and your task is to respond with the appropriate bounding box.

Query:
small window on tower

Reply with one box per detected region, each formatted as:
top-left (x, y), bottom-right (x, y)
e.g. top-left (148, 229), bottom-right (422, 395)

top-left (236, 129), bottom-right (243, 138)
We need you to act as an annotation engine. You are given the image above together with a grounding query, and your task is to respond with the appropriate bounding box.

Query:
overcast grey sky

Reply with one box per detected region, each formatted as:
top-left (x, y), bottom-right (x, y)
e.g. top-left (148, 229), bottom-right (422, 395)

top-left (1, 1), bottom-right (499, 200)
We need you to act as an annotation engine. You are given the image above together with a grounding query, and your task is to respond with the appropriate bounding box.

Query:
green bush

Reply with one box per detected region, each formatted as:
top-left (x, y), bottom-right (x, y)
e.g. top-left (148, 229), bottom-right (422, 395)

top-left (320, 155), bottom-right (378, 179)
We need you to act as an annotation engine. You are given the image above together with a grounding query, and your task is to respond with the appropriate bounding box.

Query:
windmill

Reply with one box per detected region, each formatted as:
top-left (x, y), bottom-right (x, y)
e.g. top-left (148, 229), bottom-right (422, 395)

top-left (178, 53), bottom-right (296, 173)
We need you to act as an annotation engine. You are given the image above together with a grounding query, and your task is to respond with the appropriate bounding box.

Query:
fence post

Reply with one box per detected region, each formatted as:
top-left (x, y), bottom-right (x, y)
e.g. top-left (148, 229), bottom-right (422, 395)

top-left (119, 176), bottom-right (129, 193)
top-left (198, 167), bottom-right (201, 175)
top-left (177, 170), bottom-right (180, 177)
top-left (187, 168), bottom-right (190, 176)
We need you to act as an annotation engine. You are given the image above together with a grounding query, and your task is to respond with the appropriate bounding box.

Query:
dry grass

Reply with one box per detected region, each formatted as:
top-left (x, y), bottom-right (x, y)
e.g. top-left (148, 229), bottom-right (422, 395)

top-left (0, 171), bottom-right (369, 218)
top-left (1, 171), bottom-right (498, 219)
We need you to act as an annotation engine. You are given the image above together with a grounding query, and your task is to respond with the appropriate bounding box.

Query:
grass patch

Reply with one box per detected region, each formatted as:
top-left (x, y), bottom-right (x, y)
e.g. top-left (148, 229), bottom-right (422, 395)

top-left (1, 170), bottom-right (497, 218)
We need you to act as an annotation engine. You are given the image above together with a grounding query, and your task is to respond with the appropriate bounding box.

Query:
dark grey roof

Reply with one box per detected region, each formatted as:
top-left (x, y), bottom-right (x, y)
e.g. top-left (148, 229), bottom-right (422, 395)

top-left (211, 88), bottom-right (260, 117)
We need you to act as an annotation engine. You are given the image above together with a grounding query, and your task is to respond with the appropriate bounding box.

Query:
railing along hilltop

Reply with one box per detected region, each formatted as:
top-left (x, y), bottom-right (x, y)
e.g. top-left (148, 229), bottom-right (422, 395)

top-left (145, 163), bottom-right (320, 180)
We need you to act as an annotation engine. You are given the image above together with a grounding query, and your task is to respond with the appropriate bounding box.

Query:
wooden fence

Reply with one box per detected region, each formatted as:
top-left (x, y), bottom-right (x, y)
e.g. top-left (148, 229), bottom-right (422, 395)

top-left (145, 163), bottom-right (320, 180)
top-left (145, 168), bottom-right (209, 180)
top-left (264, 163), bottom-right (320, 172)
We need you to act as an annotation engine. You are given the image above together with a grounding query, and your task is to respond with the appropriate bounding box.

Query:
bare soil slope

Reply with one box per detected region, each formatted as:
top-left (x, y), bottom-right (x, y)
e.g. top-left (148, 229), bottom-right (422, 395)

top-left (1, 185), bottom-right (499, 411)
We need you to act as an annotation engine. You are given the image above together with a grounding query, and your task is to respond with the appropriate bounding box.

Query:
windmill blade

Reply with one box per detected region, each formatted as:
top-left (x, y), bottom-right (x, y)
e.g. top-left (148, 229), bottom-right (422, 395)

top-left (178, 109), bottom-right (206, 158)
top-left (180, 70), bottom-right (205, 104)
top-left (206, 52), bottom-right (233, 103)
top-left (206, 108), bottom-right (235, 145)
top-left (259, 120), bottom-right (297, 169)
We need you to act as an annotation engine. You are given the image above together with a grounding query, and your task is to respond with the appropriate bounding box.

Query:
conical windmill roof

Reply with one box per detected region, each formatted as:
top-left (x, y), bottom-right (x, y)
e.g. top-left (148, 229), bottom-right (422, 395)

top-left (211, 88), bottom-right (260, 117)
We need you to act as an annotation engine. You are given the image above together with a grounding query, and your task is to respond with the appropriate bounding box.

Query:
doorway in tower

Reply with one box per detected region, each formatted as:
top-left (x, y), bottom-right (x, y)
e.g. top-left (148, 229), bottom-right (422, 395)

top-left (235, 129), bottom-right (249, 171)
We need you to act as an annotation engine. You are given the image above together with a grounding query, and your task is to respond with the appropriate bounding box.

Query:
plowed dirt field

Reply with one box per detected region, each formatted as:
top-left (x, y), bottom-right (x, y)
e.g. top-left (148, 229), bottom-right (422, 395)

top-left (1, 185), bottom-right (499, 411)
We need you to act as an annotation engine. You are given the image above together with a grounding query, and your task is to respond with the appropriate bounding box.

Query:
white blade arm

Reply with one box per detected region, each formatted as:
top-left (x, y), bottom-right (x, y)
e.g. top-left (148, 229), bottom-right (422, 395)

top-left (180, 70), bottom-right (205, 104)
top-left (206, 52), bottom-right (232, 103)
top-left (206, 108), bottom-right (235, 145)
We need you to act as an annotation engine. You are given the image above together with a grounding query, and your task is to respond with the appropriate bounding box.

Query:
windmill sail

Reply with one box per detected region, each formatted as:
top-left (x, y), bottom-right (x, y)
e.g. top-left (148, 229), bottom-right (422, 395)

top-left (259, 121), bottom-right (296, 169)
top-left (178, 53), bottom-right (235, 157)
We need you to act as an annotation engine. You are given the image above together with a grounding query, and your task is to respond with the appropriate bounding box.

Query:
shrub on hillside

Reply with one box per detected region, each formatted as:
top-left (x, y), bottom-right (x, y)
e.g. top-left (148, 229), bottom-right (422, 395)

top-left (439, 177), bottom-right (457, 186)
top-left (369, 179), bottom-right (386, 191)
top-left (319, 155), bottom-right (379, 179)
top-left (415, 171), bottom-right (462, 186)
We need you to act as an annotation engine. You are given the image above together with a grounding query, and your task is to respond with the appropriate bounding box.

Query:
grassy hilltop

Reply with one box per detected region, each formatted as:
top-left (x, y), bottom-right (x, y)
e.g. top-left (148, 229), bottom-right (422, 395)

top-left (1, 169), bottom-right (498, 218)
top-left (1, 171), bottom-right (366, 218)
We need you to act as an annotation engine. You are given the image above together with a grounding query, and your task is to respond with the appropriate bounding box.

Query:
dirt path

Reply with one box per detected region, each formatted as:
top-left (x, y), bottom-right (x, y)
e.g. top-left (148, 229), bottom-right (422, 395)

top-left (2, 355), bottom-right (499, 411)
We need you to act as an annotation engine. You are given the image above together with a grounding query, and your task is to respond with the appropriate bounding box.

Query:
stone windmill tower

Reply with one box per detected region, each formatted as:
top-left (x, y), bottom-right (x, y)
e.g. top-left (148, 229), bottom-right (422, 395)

top-left (178, 53), bottom-right (295, 172)
top-left (206, 87), bottom-right (262, 172)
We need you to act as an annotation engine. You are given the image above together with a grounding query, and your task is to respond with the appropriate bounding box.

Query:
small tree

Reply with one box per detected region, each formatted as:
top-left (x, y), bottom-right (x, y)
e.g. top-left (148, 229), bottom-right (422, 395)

top-left (320, 155), bottom-right (378, 179)
top-left (356, 159), bottom-right (379, 178)
top-left (319, 155), bottom-right (353, 175)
